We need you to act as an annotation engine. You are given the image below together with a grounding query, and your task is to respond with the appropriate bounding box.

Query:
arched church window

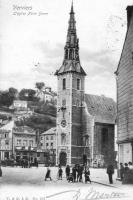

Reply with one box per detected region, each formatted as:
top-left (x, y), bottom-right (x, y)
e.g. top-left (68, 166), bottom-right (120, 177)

top-left (62, 99), bottom-right (66, 107)
top-left (63, 78), bottom-right (66, 90)
top-left (77, 99), bottom-right (80, 107)
top-left (61, 133), bottom-right (66, 145)
top-left (69, 49), bottom-right (73, 59)
top-left (65, 49), bottom-right (68, 59)
top-left (77, 78), bottom-right (80, 90)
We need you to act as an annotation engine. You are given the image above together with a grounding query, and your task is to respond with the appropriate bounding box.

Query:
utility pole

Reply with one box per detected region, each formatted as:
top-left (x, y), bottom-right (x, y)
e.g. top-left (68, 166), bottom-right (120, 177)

top-left (0, 131), bottom-right (2, 176)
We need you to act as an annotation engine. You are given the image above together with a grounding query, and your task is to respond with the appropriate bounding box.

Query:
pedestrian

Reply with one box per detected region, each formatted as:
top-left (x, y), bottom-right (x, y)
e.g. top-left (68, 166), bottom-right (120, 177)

top-left (84, 166), bottom-right (91, 183)
top-left (58, 166), bottom-right (63, 180)
top-left (0, 166), bottom-right (2, 177)
top-left (124, 163), bottom-right (129, 172)
top-left (72, 165), bottom-right (77, 182)
top-left (45, 167), bottom-right (52, 181)
top-left (106, 164), bottom-right (114, 184)
top-left (67, 172), bottom-right (74, 182)
top-left (65, 165), bottom-right (70, 180)
top-left (120, 163), bottom-right (124, 181)
top-left (78, 165), bottom-right (84, 182)
top-left (76, 164), bottom-right (80, 182)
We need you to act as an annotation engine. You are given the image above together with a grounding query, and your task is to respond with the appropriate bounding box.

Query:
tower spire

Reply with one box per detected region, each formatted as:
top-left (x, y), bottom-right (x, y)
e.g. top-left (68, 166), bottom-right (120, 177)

top-left (55, 2), bottom-right (86, 76)
top-left (71, 0), bottom-right (74, 13)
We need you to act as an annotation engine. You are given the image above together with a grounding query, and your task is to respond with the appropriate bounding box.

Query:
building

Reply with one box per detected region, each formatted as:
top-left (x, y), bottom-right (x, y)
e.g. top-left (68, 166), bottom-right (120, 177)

top-left (115, 6), bottom-right (133, 165)
top-left (12, 100), bottom-right (28, 110)
top-left (36, 87), bottom-right (57, 103)
top-left (0, 120), bottom-right (14, 160)
top-left (39, 127), bottom-right (56, 165)
top-left (84, 94), bottom-right (116, 166)
top-left (55, 3), bottom-right (116, 166)
top-left (12, 126), bottom-right (37, 163)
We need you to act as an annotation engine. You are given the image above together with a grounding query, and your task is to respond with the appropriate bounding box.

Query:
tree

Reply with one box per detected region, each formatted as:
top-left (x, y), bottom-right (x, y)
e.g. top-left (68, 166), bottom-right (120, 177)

top-left (35, 82), bottom-right (45, 90)
top-left (0, 92), bottom-right (13, 106)
top-left (19, 89), bottom-right (39, 101)
top-left (9, 87), bottom-right (18, 99)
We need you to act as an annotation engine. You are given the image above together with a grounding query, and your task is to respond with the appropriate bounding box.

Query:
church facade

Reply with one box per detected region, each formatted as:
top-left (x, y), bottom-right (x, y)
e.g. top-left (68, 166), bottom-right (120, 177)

top-left (55, 3), bottom-right (116, 166)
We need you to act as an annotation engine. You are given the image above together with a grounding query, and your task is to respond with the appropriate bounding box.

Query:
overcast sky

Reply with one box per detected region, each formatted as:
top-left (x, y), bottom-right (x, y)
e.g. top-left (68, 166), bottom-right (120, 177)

top-left (0, 0), bottom-right (133, 100)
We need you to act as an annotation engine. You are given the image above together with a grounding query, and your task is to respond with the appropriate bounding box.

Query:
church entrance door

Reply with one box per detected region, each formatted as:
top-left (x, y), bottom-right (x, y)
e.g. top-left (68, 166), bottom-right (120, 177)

top-left (59, 152), bottom-right (67, 166)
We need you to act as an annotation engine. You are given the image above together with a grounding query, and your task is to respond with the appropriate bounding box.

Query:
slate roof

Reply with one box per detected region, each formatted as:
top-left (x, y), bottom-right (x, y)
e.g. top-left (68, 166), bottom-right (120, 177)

top-left (41, 127), bottom-right (56, 135)
top-left (55, 60), bottom-right (86, 76)
top-left (85, 94), bottom-right (116, 124)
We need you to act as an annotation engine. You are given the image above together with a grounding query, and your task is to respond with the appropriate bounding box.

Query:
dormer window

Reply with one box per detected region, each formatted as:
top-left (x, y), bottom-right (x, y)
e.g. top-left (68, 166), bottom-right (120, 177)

top-left (63, 78), bottom-right (66, 90)
top-left (77, 78), bottom-right (80, 90)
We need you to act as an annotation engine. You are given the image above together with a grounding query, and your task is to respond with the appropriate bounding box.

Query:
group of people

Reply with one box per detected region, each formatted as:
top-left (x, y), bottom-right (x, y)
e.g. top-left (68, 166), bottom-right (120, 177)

top-left (17, 157), bottom-right (38, 168)
top-left (45, 164), bottom-right (91, 183)
top-left (120, 162), bottom-right (133, 181)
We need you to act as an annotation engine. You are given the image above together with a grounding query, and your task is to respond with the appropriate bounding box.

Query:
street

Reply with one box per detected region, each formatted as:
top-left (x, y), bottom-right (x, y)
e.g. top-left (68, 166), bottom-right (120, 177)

top-left (0, 167), bottom-right (133, 200)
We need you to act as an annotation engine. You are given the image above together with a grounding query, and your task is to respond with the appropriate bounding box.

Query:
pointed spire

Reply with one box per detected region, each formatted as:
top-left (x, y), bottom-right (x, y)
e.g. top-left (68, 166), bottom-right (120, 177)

top-left (55, 2), bottom-right (86, 76)
top-left (70, 0), bottom-right (74, 14)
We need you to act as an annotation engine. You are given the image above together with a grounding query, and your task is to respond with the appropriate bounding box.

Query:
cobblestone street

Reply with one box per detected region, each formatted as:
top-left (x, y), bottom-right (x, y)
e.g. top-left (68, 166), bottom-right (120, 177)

top-left (0, 167), bottom-right (133, 200)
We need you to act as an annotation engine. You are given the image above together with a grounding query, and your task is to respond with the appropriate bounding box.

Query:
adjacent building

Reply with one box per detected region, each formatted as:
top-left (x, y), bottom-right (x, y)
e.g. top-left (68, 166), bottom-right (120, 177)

top-left (0, 120), bottom-right (14, 160)
top-left (39, 127), bottom-right (56, 165)
top-left (36, 87), bottom-right (57, 104)
top-left (115, 6), bottom-right (133, 164)
top-left (12, 126), bottom-right (37, 163)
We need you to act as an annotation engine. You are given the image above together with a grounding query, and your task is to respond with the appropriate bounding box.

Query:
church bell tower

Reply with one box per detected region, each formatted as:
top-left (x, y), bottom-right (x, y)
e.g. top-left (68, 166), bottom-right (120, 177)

top-left (55, 2), bottom-right (86, 166)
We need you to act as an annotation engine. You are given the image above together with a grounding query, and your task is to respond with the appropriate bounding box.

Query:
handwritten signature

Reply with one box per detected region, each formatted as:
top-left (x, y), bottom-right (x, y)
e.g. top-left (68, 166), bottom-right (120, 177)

top-left (46, 187), bottom-right (126, 200)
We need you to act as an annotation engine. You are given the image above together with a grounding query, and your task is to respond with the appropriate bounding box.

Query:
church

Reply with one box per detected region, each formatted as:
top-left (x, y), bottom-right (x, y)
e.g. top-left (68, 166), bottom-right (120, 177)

top-left (55, 2), bottom-right (116, 166)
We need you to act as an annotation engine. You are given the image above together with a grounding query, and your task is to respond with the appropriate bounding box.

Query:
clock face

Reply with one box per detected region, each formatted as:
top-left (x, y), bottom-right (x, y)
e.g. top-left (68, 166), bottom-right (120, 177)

top-left (61, 119), bottom-right (67, 127)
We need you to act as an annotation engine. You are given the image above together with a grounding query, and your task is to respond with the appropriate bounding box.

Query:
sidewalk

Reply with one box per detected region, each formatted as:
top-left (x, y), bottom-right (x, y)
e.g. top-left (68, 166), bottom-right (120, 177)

top-left (89, 168), bottom-right (133, 189)
top-left (87, 168), bottom-right (120, 187)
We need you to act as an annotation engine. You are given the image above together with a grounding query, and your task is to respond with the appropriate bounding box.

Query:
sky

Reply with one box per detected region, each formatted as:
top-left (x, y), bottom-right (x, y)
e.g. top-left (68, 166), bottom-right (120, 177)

top-left (0, 0), bottom-right (133, 100)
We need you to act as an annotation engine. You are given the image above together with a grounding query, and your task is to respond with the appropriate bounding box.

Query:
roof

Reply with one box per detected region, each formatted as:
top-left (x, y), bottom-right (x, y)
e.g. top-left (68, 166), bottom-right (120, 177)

top-left (13, 125), bottom-right (35, 134)
top-left (115, 6), bottom-right (133, 74)
top-left (41, 127), bottom-right (56, 135)
top-left (85, 94), bottom-right (116, 124)
top-left (55, 60), bottom-right (86, 76)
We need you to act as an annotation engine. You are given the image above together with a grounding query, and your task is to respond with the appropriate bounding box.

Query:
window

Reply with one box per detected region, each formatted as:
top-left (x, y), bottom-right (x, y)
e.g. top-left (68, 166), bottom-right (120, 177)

top-left (17, 139), bottom-right (21, 146)
top-left (61, 133), bottom-right (66, 145)
top-left (29, 140), bottom-right (33, 147)
top-left (46, 136), bottom-right (49, 140)
top-left (51, 143), bottom-right (53, 147)
top-left (5, 152), bottom-right (9, 159)
top-left (63, 78), bottom-right (66, 90)
top-left (5, 140), bottom-right (9, 145)
top-left (51, 136), bottom-right (53, 140)
top-left (46, 143), bottom-right (49, 147)
top-left (23, 140), bottom-right (27, 146)
top-left (77, 79), bottom-right (80, 90)
top-left (37, 152), bottom-right (40, 157)
top-left (77, 100), bottom-right (80, 107)
top-left (62, 99), bottom-right (66, 107)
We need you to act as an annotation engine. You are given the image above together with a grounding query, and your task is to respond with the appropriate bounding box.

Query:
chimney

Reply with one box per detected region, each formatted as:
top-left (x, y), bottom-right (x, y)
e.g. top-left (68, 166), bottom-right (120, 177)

top-left (126, 6), bottom-right (133, 28)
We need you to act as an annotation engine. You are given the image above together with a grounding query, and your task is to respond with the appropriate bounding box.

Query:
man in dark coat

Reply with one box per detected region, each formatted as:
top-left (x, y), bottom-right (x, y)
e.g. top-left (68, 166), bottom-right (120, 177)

top-left (0, 166), bottom-right (2, 177)
top-left (78, 165), bottom-right (84, 182)
top-left (120, 163), bottom-right (124, 181)
top-left (65, 165), bottom-right (70, 180)
top-left (58, 166), bottom-right (63, 180)
top-left (107, 164), bottom-right (114, 184)
top-left (45, 167), bottom-right (52, 181)
top-left (72, 165), bottom-right (77, 182)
